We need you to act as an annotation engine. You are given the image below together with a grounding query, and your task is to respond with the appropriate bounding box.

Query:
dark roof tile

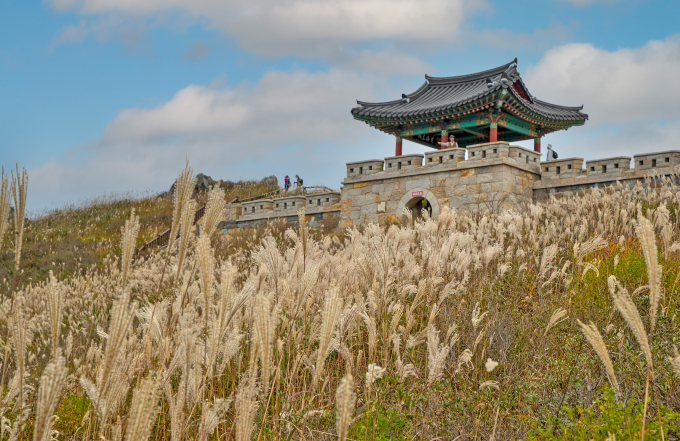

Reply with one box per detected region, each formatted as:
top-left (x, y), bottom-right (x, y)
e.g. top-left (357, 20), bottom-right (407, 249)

top-left (352, 59), bottom-right (587, 122)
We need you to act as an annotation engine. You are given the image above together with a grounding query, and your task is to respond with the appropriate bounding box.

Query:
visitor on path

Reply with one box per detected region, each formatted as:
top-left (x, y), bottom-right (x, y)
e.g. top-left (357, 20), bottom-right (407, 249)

top-left (546, 144), bottom-right (558, 162)
top-left (295, 175), bottom-right (303, 189)
top-left (438, 135), bottom-right (458, 149)
top-left (284, 175), bottom-right (291, 192)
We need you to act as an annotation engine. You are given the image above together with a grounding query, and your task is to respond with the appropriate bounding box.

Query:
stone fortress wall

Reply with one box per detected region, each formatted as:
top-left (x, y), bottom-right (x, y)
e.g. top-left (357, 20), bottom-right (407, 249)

top-left (339, 141), bottom-right (680, 229)
top-left (219, 141), bottom-right (680, 233)
top-left (221, 191), bottom-right (342, 232)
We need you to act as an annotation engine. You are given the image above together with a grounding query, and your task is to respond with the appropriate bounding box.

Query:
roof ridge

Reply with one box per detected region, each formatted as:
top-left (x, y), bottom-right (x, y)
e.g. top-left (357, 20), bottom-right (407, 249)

top-left (425, 58), bottom-right (517, 85)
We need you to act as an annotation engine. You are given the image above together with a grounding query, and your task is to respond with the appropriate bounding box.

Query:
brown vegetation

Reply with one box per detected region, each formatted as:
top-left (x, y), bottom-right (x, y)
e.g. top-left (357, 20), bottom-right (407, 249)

top-left (0, 164), bottom-right (679, 440)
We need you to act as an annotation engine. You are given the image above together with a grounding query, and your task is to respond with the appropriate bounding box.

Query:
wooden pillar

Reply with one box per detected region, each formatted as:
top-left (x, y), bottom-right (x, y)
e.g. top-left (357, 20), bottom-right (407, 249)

top-left (534, 137), bottom-right (541, 153)
top-left (489, 123), bottom-right (498, 143)
top-left (440, 129), bottom-right (448, 150)
top-left (395, 136), bottom-right (402, 156)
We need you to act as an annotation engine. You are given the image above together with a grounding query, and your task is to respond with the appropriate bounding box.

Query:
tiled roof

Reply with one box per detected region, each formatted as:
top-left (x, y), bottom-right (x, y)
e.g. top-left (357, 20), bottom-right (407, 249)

top-left (351, 59), bottom-right (587, 122)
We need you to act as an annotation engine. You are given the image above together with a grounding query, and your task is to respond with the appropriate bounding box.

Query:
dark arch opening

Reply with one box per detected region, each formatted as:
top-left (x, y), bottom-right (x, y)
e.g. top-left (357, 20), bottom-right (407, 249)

top-left (405, 197), bottom-right (432, 219)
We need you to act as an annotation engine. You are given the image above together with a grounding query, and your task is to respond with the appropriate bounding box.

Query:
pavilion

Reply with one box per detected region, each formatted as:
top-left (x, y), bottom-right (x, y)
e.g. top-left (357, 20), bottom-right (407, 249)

top-left (351, 59), bottom-right (588, 155)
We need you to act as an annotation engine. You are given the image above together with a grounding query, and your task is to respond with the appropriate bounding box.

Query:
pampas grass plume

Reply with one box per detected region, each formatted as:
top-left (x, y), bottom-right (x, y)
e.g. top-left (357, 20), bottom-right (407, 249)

top-left (0, 167), bottom-right (10, 252)
top-left (120, 209), bottom-right (140, 288)
top-left (33, 355), bottom-right (67, 441)
top-left (635, 212), bottom-right (662, 331)
top-left (11, 164), bottom-right (28, 270)
top-left (168, 160), bottom-right (195, 253)
top-left (577, 319), bottom-right (620, 399)
top-left (335, 373), bottom-right (355, 441)
top-left (47, 271), bottom-right (64, 360)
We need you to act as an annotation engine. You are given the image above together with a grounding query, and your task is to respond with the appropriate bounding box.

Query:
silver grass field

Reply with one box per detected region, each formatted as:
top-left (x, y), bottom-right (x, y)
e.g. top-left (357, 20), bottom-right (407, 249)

top-left (1, 163), bottom-right (680, 439)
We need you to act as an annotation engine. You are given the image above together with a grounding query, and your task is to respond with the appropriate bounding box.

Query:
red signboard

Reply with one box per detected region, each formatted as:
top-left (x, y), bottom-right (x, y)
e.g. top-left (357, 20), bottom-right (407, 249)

top-left (412, 191), bottom-right (424, 197)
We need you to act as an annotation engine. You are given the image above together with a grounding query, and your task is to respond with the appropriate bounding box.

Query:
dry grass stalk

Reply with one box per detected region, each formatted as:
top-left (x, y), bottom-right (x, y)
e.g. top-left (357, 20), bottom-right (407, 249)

top-left (235, 375), bottom-right (259, 441)
top-left (479, 380), bottom-right (500, 390)
top-left (11, 312), bottom-right (27, 409)
top-left (577, 319), bottom-right (620, 399)
top-left (124, 374), bottom-right (162, 441)
top-left (11, 164), bottom-right (28, 270)
top-left (201, 185), bottom-right (226, 240)
top-left (635, 213), bottom-right (662, 331)
top-left (47, 270), bottom-right (64, 360)
top-left (253, 294), bottom-right (276, 390)
top-left (33, 355), bottom-right (67, 441)
top-left (81, 289), bottom-right (136, 424)
top-left (0, 167), bottom-right (10, 252)
top-left (199, 398), bottom-right (230, 441)
top-left (608, 276), bottom-right (653, 370)
top-left (669, 346), bottom-right (680, 377)
top-left (313, 285), bottom-right (343, 387)
top-left (335, 373), bottom-right (355, 441)
top-left (176, 198), bottom-right (197, 282)
top-left (427, 326), bottom-right (451, 385)
top-left (196, 234), bottom-right (215, 324)
top-left (168, 160), bottom-right (195, 254)
top-left (544, 308), bottom-right (568, 336)
top-left (365, 364), bottom-right (386, 387)
top-left (120, 209), bottom-right (140, 288)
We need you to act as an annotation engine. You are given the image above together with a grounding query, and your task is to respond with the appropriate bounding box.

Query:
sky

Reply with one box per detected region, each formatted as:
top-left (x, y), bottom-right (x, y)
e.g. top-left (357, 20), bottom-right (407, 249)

top-left (1, 0), bottom-right (679, 210)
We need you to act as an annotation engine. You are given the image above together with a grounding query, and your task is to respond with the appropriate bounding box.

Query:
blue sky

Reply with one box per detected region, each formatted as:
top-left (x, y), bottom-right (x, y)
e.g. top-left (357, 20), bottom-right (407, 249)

top-left (1, 0), bottom-right (679, 210)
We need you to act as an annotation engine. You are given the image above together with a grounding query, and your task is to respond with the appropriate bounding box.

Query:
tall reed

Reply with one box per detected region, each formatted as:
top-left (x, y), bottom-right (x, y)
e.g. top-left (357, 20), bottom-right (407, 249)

top-left (0, 167), bottom-right (10, 252)
top-left (11, 164), bottom-right (27, 270)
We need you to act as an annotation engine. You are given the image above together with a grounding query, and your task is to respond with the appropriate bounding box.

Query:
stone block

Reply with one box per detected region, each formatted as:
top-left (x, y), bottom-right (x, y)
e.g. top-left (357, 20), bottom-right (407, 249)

top-left (354, 181), bottom-right (371, 188)
top-left (459, 174), bottom-right (477, 185)
top-left (457, 194), bottom-right (474, 205)
top-left (377, 201), bottom-right (386, 213)
top-left (477, 173), bottom-right (495, 184)
top-left (465, 184), bottom-right (481, 194)
top-left (461, 168), bottom-right (475, 177)
top-left (406, 177), bottom-right (430, 191)
top-left (481, 183), bottom-right (492, 193)
top-left (362, 203), bottom-right (378, 215)
top-left (491, 182), bottom-right (513, 192)
top-left (453, 185), bottom-right (467, 196)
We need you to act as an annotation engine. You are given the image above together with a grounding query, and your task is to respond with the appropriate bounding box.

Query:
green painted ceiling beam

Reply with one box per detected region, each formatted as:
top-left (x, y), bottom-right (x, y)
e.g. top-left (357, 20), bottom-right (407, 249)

top-left (460, 128), bottom-right (483, 136)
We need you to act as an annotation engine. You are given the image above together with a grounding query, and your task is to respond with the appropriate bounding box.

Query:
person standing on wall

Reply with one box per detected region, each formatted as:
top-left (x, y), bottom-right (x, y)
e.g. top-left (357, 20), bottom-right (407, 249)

top-left (546, 144), bottom-right (558, 162)
top-left (284, 175), bottom-right (291, 192)
top-left (438, 134), bottom-right (458, 149)
top-left (295, 175), bottom-right (303, 190)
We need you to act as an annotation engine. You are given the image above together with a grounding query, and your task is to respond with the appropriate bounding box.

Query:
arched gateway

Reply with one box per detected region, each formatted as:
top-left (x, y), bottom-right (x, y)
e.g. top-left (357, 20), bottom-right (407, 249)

top-left (396, 188), bottom-right (440, 220)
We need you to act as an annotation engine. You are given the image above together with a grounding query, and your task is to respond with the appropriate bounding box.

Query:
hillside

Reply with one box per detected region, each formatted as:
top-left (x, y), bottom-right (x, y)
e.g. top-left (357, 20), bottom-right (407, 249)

top-left (0, 176), bottom-right (279, 284)
top-left (1, 165), bottom-right (680, 440)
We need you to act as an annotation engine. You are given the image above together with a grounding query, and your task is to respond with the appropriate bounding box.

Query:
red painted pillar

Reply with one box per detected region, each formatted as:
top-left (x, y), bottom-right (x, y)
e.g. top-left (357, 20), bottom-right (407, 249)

top-left (489, 123), bottom-right (498, 143)
top-left (395, 136), bottom-right (402, 156)
top-left (440, 130), bottom-right (448, 150)
top-left (534, 137), bottom-right (541, 153)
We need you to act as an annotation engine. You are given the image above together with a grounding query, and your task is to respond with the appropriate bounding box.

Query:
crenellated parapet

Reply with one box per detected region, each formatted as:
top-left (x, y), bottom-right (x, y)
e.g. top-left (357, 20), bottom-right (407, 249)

top-left (634, 151), bottom-right (680, 171)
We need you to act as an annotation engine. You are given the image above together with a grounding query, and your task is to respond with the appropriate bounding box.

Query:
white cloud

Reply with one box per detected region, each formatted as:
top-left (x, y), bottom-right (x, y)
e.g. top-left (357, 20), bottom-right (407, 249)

top-left (474, 22), bottom-right (575, 51)
top-left (48, 0), bottom-right (485, 69)
top-left (525, 35), bottom-right (680, 125)
top-left (28, 68), bottom-right (400, 209)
